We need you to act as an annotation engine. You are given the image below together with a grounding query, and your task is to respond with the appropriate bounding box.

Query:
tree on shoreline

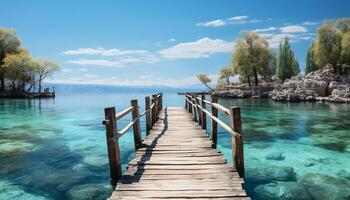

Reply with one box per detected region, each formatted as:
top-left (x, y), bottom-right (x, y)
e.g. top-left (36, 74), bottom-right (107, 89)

top-left (305, 42), bottom-right (318, 74)
top-left (197, 74), bottom-right (212, 89)
top-left (34, 59), bottom-right (59, 93)
top-left (231, 31), bottom-right (276, 86)
top-left (219, 67), bottom-right (234, 85)
top-left (312, 18), bottom-right (350, 74)
top-left (0, 28), bottom-right (59, 94)
top-left (0, 28), bottom-right (21, 91)
top-left (276, 37), bottom-right (299, 81)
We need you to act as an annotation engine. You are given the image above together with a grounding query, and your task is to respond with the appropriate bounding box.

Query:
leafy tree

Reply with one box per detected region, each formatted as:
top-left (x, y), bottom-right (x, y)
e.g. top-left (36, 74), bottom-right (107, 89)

top-left (197, 74), bottom-right (212, 89)
top-left (336, 18), bottom-right (350, 33)
top-left (0, 28), bottom-right (21, 91)
top-left (340, 31), bottom-right (350, 65)
top-left (232, 31), bottom-right (276, 86)
top-left (305, 42), bottom-right (318, 74)
top-left (34, 58), bottom-right (59, 93)
top-left (313, 24), bottom-right (342, 73)
top-left (3, 50), bottom-right (32, 92)
top-left (219, 67), bottom-right (233, 85)
top-left (216, 78), bottom-right (227, 89)
top-left (276, 37), bottom-right (300, 80)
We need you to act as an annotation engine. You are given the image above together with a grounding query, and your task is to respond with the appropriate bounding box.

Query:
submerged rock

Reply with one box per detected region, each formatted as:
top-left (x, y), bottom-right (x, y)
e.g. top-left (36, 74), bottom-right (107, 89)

top-left (66, 183), bottom-right (111, 200)
top-left (254, 181), bottom-right (312, 200)
top-left (245, 166), bottom-right (296, 184)
top-left (265, 152), bottom-right (285, 161)
top-left (301, 173), bottom-right (350, 200)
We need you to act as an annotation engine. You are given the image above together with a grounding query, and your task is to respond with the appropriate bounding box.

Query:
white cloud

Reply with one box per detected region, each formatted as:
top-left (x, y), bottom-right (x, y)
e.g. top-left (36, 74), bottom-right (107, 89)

top-left (168, 38), bottom-right (176, 42)
top-left (196, 16), bottom-right (261, 27)
top-left (62, 47), bottom-right (147, 56)
top-left (228, 16), bottom-right (248, 21)
top-left (61, 68), bottom-right (72, 72)
top-left (302, 21), bottom-right (318, 26)
top-left (158, 37), bottom-right (233, 59)
top-left (84, 74), bottom-right (99, 78)
top-left (252, 26), bottom-right (277, 32)
top-left (196, 19), bottom-right (226, 27)
top-left (66, 59), bottom-right (123, 67)
top-left (228, 16), bottom-right (261, 24)
top-left (79, 68), bottom-right (88, 71)
top-left (280, 25), bottom-right (308, 33)
top-left (261, 32), bottom-right (313, 48)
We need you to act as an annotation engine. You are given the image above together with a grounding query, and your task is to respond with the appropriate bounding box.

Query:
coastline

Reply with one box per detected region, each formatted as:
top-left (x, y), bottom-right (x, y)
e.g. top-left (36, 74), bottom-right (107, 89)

top-left (0, 91), bottom-right (55, 99)
top-left (197, 65), bottom-right (350, 103)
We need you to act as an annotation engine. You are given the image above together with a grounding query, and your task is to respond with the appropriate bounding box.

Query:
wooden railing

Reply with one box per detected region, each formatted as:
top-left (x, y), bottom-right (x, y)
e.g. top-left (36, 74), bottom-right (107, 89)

top-left (184, 93), bottom-right (245, 178)
top-left (102, 93), bottom-right (163, 186)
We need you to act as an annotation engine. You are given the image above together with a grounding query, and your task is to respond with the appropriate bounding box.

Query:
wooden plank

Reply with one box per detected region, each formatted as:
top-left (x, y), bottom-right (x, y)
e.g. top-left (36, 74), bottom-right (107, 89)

top-left (108, 106), bottom-right (247, 200)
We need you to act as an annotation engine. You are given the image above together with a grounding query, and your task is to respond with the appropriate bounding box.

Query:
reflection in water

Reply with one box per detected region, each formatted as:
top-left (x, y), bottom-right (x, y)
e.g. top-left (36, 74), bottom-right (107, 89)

top-left (0, 95), bottom-right (349, 200)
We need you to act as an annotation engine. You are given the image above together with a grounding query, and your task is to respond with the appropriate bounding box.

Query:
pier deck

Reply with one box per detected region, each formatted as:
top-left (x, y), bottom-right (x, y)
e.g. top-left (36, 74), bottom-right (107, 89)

top-left (103, 93), bottom-right (249, 199)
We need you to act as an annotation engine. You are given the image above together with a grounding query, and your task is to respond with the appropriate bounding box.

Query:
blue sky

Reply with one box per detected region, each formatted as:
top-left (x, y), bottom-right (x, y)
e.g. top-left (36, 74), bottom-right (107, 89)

top-left (1, 0), bottom-right (349, 87)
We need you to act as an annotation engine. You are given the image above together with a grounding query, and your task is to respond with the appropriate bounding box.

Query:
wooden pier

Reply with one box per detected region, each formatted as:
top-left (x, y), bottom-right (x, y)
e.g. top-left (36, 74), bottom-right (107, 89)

top-left (103, 93), bottom-right (249, 199)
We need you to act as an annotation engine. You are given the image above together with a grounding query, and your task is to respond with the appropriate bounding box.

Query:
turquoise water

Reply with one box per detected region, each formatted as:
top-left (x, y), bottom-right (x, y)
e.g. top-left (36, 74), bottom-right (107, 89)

top-left (0, 92), bottom-right (349, 200)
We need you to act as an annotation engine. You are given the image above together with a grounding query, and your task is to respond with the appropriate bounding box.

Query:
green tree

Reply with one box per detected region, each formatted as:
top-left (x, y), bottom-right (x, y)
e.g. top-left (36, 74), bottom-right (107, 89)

top-left (276, 37), bottom-right (300, 80)
top-left (313, 24), bottom-right (342, 73)
top-left (336, 18), bottom-right (350, 33)
top-left (34, 58), bottom-right (59, 93)
top-left (219, 67), bottom-right (233, 85)
top-left (3, 50), bottom-right (32, 93)
top-left (232, 31), bottom-right (276, 86)
top-left (305, 42), bottom-right (318, 74)
top-left (197, 74), bottom-right (212, 89)
top-left (0, 28), bottom-right (21, 91)
top-left (340, 31), bottom-right (350, 65)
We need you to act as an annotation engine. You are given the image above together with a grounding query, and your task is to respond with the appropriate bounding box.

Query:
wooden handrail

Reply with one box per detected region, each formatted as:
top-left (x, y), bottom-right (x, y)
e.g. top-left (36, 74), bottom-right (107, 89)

top-left (102, 92), bottom-right (163, 186)
top-left (211, 103), bottom-right (230, 116)
top-left (184, 93), bottom-right (245, 178)
top-left (116, 107), bottom-right (134, 120)
top-left (199, 105), bottom-right (241, 137)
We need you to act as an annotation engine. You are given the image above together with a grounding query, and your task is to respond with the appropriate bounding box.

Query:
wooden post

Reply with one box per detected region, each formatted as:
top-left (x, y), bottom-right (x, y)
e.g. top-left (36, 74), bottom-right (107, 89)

top-left (188, 95), bottom-right (192, 113)
top-left (152, 94), bottom-right (156, 125)
top-left (185, 94), bottom-right (188, 110)
top-left (230, 106), bottom-right (244, 178)
top-left (201, 94), bottom-right (207, 130)
top-left (159, 93), bottom-right (163, 111)
top-left (131, 100), bottom-right (142, 149)
top-left (211, 96), bottom-right (218, 148)
top-left (145, 96), bottom-right (151, 135)
top-left (195, 94), bottom-right (201, 126)
top-left (192, 94), bottom-right (197, 122)
top-left (103, 107), bottom-right (122, 186)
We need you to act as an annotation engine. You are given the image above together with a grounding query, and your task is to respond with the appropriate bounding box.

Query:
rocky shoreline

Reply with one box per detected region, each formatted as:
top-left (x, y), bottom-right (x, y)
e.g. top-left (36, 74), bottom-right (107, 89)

top-left (212, 65), bottom-right (350, 103)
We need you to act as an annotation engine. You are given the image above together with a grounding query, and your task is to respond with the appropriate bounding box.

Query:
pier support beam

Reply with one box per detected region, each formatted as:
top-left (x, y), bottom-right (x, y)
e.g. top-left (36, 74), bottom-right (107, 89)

top-left (230, 106), bottom-right (244, 178)
top-left (103, 107), bottom-right (122, 186)
top-left (211, 96), bottom-right (218, 148)
top-left (131, 100), bottom-right (142, 149)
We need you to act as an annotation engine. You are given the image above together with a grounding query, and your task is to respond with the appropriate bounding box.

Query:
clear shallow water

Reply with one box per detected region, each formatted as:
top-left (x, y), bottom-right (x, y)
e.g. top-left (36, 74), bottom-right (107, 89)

top-left (0, 93), bottom-right (349, 200)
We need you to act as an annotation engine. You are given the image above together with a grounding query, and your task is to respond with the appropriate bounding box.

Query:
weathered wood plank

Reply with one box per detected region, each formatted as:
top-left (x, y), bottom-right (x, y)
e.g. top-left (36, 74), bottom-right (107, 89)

top-left (109, 106), bottom-right (248, 200)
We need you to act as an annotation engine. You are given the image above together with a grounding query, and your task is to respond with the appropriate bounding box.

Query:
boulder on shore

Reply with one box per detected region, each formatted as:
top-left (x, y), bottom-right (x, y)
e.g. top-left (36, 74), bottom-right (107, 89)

top-left (271, 64), bottom-right (350, 103)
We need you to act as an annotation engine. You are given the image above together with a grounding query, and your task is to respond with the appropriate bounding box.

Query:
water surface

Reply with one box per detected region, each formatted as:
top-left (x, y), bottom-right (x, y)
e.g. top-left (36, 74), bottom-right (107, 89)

top-left (0, 93), bottom-right (349, 200)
